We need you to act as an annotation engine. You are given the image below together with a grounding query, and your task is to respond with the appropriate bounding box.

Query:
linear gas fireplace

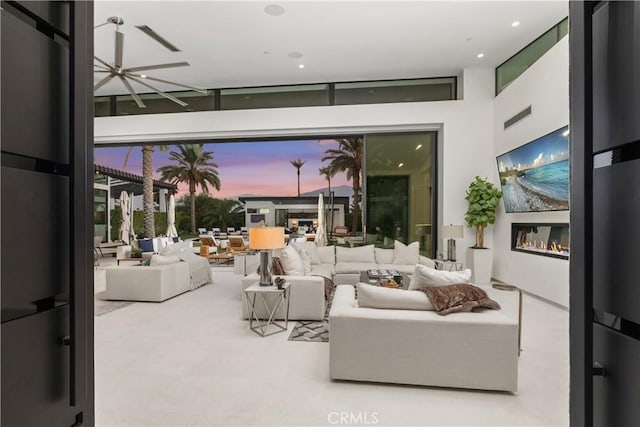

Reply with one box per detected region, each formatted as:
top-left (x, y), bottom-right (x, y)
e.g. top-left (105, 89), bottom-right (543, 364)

top-left (511, 223), bottom-right (569, 259)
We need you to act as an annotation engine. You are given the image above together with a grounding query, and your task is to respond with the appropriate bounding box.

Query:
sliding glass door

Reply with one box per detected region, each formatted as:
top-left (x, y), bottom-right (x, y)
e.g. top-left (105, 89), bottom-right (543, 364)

top-left (364, 132), bottom-right (436, 257)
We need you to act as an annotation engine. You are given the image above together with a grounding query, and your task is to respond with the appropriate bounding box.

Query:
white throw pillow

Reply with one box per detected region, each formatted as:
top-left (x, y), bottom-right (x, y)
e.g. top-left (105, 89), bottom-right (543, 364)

top-left (149, 254), bottom-right (181, 265)
top-left (317, 245), bottom-right (336, 264)
top-left (336, 244), bottom-right (375, 263)
top-left (292, 241), bottom-right (322, 265)
top-left (408, 264), bottom-right (472, 290)
top-left (280, 245), bottom-right (306, 275)
top-left (293, 246), bottom-right (313, 275)
top-left (357, 283), bottom-right (434, 311)
top-left (374, 247), bottom-right (394, 264)
top-left (392, 240), bottom-right (420, 265)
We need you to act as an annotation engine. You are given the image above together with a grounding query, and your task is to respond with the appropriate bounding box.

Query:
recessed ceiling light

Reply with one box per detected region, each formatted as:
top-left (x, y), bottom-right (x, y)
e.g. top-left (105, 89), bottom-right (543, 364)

top-left (140, 74), bottom-right (147, 78)
top-left (415, 144), bottom-right (422, 150)
top-left (562, 129), bottom-right (570, 137)
top-left (512, 21), bottom-right (520, 27)
top-left (398, 163), bottom-right (404, 168)
top-left (264, 4), bottom-right (285, 16)
top-left (288, 51), bottom-right (303, 58)
top-left (477, 53), bottom-right (485, 59)
top-left (298, 64), bottom-right (304, 69)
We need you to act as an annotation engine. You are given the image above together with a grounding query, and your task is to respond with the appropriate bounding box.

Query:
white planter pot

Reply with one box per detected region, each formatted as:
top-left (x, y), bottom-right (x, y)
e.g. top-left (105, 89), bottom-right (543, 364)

top-left (466, 248), bottom-right (493, 285)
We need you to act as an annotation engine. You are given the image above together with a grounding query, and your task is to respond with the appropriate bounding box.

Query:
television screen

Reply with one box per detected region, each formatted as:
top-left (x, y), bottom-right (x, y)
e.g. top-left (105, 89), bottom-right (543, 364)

top-left (496, 125), bottom-right (570, 213)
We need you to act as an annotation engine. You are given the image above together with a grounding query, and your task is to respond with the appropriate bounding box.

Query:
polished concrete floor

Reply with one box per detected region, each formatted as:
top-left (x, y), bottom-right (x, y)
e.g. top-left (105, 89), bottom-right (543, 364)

top-left (94, 258), bottom-right (569, 426)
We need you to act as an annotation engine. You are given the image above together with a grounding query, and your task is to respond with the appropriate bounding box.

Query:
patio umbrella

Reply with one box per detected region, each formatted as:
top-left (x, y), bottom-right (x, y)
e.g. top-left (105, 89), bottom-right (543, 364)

top-left (166, 193), bottom-right (178, 238)
top-left (119, 191), bottom-right (131, 244)
top-left (315, 193), bottom-right (328, 246)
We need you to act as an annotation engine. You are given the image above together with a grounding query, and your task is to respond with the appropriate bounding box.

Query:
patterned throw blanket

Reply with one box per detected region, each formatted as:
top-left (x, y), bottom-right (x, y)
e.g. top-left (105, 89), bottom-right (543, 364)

top-left (415, 284), bottom-right (501, 315)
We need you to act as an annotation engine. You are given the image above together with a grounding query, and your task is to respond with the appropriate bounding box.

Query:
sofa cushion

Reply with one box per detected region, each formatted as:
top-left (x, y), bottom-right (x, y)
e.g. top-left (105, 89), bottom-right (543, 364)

top-left (292, 241), bottom-right (322, 265)
top-left (280, 245), bottom-right (306, 275)
top-left (149, 254), bottom-right (181, 266)
top-left (357, 283), bottom-right (434, 311)
top-left (334, 262), bottom-right (378, 274)
top-left (416, 284), bottom-right (500, 315)
top-left (336, 244), bottom-right (375, 263)
top-left (309, 264), bottom-right (333, 281)
top-left (317, 245), bottom-right (335, 265)
top-left (393, 240), bottom-right (419, 265)
top-left (376, 263), bottom-right (415, 274)
top-left (374, 247), bottom-right (394, 264)
top-left (408, 264), bottom-right (472, 290)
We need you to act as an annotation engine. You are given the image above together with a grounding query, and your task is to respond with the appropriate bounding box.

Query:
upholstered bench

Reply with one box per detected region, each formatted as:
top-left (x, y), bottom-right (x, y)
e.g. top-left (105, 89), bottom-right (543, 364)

top-left (104, 262), bottom-right (192, 302)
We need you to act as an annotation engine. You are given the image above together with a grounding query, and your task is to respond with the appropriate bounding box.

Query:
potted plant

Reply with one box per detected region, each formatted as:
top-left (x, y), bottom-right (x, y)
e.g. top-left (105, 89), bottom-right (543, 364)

top-left (464, 176), bottom-right (502, 284)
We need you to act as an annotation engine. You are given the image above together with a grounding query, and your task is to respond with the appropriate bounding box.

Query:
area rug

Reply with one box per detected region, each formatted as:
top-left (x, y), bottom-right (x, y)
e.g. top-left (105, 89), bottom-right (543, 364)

top-left (95, 291), bottom-right (135, 317)
top-left (288, 288), bottom-right (334, 342)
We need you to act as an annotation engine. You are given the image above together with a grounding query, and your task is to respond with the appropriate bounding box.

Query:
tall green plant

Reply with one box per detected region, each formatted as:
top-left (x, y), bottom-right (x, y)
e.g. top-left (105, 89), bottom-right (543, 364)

top-left (464, 176), bottom-right (502, 249)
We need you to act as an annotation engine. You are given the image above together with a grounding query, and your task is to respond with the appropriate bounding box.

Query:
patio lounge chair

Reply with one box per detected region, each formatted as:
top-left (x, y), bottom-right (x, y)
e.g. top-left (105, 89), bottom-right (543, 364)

top-left (227, 236), bottom-right (248, 252)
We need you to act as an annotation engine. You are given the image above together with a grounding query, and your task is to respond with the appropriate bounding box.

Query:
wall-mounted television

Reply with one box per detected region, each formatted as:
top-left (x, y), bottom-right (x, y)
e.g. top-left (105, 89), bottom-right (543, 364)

top-left (496, 125), bottom-right (570, 213)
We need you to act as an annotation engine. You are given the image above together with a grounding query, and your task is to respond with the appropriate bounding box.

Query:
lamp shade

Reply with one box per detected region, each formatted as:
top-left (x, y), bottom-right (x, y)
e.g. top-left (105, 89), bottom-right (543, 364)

top-left (249, 227), bottom-right (285, 250)
top-left (441, 224), bottom-right (464, 239)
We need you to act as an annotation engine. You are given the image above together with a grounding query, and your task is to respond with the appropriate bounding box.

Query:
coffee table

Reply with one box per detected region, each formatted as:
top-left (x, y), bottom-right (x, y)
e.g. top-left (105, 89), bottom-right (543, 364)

top-left (359, 271), bottom-right (410, 290)
top-left (207, 252), bottom-right (234, 265)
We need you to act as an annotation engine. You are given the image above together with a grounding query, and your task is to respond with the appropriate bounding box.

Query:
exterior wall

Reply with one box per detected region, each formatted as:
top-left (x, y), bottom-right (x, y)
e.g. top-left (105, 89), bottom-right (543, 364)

top-left (492, 38), bottom-right (570, 307)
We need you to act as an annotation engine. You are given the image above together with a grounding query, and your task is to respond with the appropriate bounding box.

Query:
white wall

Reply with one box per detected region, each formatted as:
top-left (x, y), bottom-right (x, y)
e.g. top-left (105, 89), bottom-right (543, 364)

top-left (492, 38), bottom-right (569, 307)
top-left (95, 68), bottom-right (496, 261)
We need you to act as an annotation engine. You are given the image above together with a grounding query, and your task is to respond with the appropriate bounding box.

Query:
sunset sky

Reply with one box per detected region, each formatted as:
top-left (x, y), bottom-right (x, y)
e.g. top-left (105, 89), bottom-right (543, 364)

top-left (95, 139), bottom-right (350, 198)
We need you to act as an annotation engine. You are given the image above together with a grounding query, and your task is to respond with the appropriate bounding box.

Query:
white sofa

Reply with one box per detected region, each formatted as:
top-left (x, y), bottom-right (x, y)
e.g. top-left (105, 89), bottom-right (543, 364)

top-left (107, 243), bottom-right (212, 302)
top-left (329, 285), bottom-right (519, 392)
top-left (241, 242), bottom-right (436, 321)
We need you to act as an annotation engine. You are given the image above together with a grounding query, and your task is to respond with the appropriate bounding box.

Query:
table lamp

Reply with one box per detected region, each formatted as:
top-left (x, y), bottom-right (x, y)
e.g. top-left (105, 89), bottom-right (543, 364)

top-left (249, 227), bottom-right (285, 286)
top-left (441, 224), bottom-right (463, 262)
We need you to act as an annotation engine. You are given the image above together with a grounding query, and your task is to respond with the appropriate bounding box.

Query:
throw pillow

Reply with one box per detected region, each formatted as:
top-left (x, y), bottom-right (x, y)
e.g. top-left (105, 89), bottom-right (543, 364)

top-left (336, 244), bottom-right (375, 263)
top-left (416, 284), bottom-right (500, 315)
top-left (138, 238), bottom-right (154, 253)
top-left (392, 240), bottom-right (419, 265)
top-left (292, 241), bottom-right (322, 265)
top-left (256, 256), bottom-right (285, 276)
top-left (357, 283), bottom-right (434, 311)
top-left (408, 264), bottom-right (472, 290)
top-left (280, 245), bottom-right (306, 275)
top-left (149, 254), bottom-right (181, 265)
top-left (374, 247), bottom-right (394, 264)
top-left (317, 245), bottom-right (336, 264)
top-left (294, 246), bottom-right (313, 275)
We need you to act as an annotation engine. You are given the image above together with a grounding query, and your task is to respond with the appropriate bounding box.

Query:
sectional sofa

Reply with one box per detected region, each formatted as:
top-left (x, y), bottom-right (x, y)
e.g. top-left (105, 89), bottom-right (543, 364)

top-left (241, 241), bottom-right (436, 320)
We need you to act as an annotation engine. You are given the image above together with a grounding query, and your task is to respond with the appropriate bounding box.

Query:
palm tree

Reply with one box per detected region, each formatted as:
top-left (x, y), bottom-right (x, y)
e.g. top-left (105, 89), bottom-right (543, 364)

top-left (124, 145), bottom-right (169, 238)
top-left (290, 158), bottom-right (306, 197)
top-left (157, 144), bottom-right (221, 234)
top-left (322, 137), bottom-right (363, 234)
top-left (319, 166), bottom-right (334, 196)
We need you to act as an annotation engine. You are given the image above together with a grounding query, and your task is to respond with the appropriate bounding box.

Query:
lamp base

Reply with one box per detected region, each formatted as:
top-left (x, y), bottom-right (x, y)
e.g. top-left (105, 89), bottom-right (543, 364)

top-left (447, 239), bottom-right (456, 262)
top-left (258, 251), bottom-right (272, 286)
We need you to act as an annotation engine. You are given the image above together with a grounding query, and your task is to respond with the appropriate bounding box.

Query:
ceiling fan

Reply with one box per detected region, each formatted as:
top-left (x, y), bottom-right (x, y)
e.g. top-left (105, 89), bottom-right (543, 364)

top-left (94, 16), bottom-right (207, 108)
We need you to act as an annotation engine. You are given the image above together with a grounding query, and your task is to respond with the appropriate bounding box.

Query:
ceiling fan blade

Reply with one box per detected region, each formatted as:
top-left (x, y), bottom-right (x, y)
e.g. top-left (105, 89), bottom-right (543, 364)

top-left (125, 72), bottom-right (208, 94)
top-left (124, 62), bottom-right (190, 73)
top-left (94, 74), bottom-right (115, 91)
top-left (118, 75), bottom-right (146, 108)
top-left (94, 70), bottom-right (111, 73)
top-left (94, 56), bottom-right (112, 69)
top-left (126, 75), bottom-right (188, 107)
top-left (115, 31), bottom-right (124, 69)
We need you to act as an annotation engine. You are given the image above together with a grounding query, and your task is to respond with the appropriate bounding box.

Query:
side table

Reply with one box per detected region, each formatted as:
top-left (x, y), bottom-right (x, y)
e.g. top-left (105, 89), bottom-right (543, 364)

top-left (244, 282), bottom-right (291, 337)
top-left (434, 259), bottom-right (464, 271)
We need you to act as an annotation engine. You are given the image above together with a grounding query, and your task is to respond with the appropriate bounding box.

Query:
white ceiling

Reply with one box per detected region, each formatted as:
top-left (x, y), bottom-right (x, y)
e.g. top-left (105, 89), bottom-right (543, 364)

top-left (94, 0), bottom-right (568, 96)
